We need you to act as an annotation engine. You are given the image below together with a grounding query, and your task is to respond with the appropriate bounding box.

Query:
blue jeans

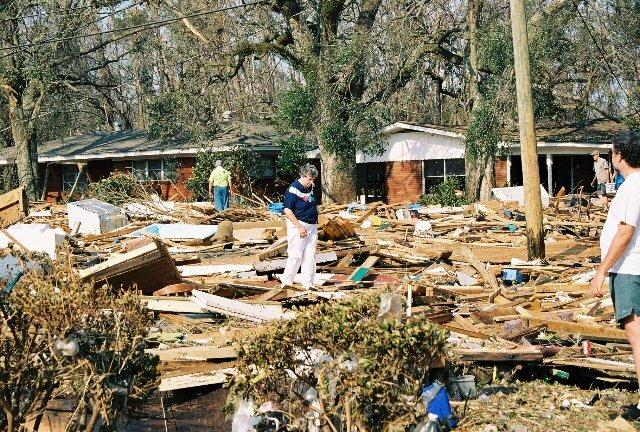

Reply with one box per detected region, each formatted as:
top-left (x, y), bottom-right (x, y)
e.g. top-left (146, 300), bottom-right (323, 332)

top-left (214, 186), bottom-right (229, 211)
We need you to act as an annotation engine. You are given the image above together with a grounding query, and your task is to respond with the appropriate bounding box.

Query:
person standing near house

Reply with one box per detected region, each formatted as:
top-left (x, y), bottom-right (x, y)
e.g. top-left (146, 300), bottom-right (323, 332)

top-left (591, 131), bottom-right (640, 398)
top-left (591, 150), bottom-right (610, 210)
top-left (609, 149), bottom-right (625, 191)
top-left (208, 160), bottom-right (232, 211)
top-left (280, 163), bottom-right (319, 289)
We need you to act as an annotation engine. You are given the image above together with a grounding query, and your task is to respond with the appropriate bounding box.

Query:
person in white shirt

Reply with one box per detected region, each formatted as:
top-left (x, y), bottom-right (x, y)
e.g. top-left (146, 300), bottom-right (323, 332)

top-left (592, 130), bottom-right (640, 396)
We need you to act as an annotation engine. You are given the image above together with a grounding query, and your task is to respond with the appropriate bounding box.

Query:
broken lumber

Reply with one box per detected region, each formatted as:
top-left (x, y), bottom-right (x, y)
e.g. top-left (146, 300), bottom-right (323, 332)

top-left (527, 317), bottom-right (628, 343)
top-left (191, 289), bottom-right (291, 322)
top-left (146, 345), bottom-right (237, 362)
top-left (460, 246), bottom-right (501, 291)
top-left (159, 367), bottom-right (235, 392)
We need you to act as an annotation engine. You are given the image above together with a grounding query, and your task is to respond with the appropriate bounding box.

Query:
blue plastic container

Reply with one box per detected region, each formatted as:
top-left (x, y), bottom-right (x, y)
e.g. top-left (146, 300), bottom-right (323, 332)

top-left (422, 382), bottom-right (457, 429)
top-left (268, 203), bottom-right (284, 214)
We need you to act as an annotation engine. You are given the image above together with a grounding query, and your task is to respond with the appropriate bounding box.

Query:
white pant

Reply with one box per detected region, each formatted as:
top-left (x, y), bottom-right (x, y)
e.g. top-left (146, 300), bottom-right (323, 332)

top-left (280, 220), bottom-right (318, 288)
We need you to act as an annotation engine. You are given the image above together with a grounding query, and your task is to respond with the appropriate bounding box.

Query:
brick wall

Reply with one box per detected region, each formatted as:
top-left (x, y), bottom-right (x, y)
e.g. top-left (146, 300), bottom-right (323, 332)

top-left (385, 161), bottom-right (423, 204)
top-left (495, 156), bottom-right (508, 187)
top-left (113, 157), bottom-right (196, 201)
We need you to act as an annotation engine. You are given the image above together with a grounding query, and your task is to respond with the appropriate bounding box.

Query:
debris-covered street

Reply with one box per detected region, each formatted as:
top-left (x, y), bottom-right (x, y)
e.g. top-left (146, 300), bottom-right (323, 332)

top-left (2, 178), bottom-right (640, 431)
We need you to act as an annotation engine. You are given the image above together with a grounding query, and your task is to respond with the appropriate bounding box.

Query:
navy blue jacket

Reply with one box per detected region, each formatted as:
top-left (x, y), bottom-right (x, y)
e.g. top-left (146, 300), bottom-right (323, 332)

top-left (283, 180), bottom-right (318, 224)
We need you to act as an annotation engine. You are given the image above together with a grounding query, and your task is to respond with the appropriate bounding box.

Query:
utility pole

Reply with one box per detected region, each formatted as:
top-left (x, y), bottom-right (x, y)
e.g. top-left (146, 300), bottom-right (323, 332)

top-left (509, 0), bottom-right (546, 260)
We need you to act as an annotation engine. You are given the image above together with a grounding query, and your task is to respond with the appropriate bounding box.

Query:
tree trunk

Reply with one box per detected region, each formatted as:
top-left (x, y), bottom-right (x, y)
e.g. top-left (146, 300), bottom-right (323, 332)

top-left (319, 150), bottom-right (356, 204)
top-left (465, 154), bottom-right (494, 201)
top-left (7, 98), bottom-right (39, 200)
top-left (464, 0), bottom-right (494, 201)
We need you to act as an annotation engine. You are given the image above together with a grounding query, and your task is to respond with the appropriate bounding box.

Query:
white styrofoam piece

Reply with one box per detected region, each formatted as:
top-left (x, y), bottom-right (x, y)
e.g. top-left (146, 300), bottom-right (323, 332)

top-left (491, 185), bottom-right (550, 208)
top-left (179, 264), bottom-right (254, 277)
top-left (127, 223), bottom-right (217, 240)
top-left (0, 223), bottom-right (66, 259)
top-left (67, 199), bottom-right (127, 235)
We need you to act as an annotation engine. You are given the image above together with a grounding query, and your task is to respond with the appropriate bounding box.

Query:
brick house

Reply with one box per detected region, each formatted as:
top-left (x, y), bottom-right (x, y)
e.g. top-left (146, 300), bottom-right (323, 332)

top-left (0, 123), bottom-right (304, 202)
top-left (356, 119), bottom-right (625, 204)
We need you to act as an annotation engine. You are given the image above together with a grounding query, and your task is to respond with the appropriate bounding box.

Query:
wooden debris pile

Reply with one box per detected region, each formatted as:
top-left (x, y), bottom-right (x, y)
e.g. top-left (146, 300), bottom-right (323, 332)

top-left (2, 186), bottom-right (630, 403)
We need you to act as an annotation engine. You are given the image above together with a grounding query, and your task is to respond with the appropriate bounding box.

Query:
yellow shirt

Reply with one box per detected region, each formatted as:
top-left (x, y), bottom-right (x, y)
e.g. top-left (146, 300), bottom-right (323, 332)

top-left (209, 166), bottom-right (231, 187)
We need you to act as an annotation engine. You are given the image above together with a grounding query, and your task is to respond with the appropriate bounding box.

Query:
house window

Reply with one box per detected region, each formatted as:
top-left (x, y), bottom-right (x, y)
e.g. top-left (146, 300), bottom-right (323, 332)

top-left (62, 165), bottom-right (88, 192)
top-left (262, 155), bottom-right (277, 178)
top-left (128, 159), bottom-right (166, 181)
top-left (424, 158), bottom-right (466, 192)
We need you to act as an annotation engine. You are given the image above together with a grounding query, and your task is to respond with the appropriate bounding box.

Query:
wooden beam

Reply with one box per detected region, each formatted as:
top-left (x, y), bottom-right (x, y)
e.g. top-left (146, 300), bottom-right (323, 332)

top-left (460, 247), bottom-right (501, 291)
top-left (528, 317), bottom-right (628, 343)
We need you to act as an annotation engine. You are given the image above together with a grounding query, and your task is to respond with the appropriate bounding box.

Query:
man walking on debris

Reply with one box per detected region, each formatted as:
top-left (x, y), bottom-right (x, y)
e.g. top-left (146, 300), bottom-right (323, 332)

top-left (280, 163), bottom-right (319, 289)
top-left (208, 160), bottom-right (232, 211)
top-left (591, 150), bottom-right (610, 210)
top-left (592, 131), bottom-right (640, 398)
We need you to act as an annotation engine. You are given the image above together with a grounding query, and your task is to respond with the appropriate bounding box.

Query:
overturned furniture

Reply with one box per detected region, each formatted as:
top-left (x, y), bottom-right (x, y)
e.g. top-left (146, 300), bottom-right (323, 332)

top-left (78, 238), bottom-right (181, 294)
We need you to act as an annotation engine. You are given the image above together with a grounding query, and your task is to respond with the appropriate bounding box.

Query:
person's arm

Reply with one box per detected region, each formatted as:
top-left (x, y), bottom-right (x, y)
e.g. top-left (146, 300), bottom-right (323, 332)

top-left (227, 171), bottom-right (232, 193)
top-left (283, 208), bottom-right (308, 238)
top-left (591, 223), bottom-right (635, 297)
top-left (208, 173), bottom-right (214, 196)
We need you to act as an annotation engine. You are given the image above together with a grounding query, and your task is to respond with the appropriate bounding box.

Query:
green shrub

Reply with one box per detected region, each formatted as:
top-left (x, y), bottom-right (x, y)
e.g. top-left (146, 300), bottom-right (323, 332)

top-left (89, 173), bottom-right (145, 205)
top-left (420, 177), bottom-right (469, 207)
top-left (231, 294), bottom-right (449, 431)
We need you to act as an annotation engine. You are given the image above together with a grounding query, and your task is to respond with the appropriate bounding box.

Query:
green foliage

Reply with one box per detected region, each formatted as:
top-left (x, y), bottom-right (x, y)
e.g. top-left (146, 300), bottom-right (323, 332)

top-left (89, 173), bottom-right (145, 205)
top-left (148, 93), bottom-right (184, 139)
top-left (420, 177), bottom-right (469, 207)
top-left (464, 100), bottom-right (503, 162)
top-left (186, 146), bottom-right (263, 199)
top-left (276, 84), bottom-right (317, 131)
top-left (231, 293), bottom-right (449, 431)
top-left (276, 134), bottom-right (309, 180)
top-left (273, 79), bottom-right (386, 174)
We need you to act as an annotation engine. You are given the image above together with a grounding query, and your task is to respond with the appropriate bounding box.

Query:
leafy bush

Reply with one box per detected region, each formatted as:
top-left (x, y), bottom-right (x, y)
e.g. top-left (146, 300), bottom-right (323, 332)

top-left (420, 177), bottom-right (469, 207)
top-left (231, 294), bottom-right (449, 431)
top-left (186, 146), bottom-right (263, 200)
top-left (0, 255), bottom-right (158, 431)
top-left (89, 172), bottom-right (145, 205)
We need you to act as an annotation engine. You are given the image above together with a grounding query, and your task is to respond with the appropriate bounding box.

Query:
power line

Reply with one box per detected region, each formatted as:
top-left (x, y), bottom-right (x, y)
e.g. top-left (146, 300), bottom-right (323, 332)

top-left (0, 1), bottom-right (267, 52)
top-left (0, 3), bottom-right (135, 23)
